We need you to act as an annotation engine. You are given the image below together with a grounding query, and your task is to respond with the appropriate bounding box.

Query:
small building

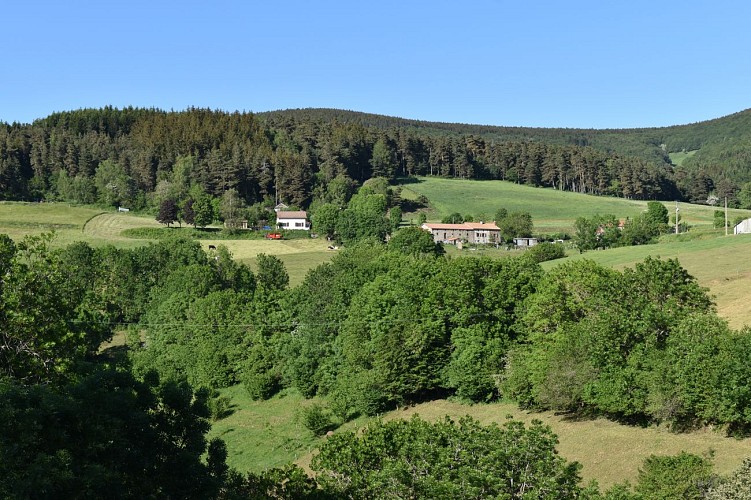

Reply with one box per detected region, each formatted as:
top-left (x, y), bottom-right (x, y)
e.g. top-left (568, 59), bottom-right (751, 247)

top-left (734, 218), bottom-right (751, 235)
top-left (421, 222), bottom-right (501, 245)
top-left (276, 210), bottom-right (310, 230)
top-left (274, 203), bottom-right (289, 213)
top-left (513, 237), bottom-right (538, 247)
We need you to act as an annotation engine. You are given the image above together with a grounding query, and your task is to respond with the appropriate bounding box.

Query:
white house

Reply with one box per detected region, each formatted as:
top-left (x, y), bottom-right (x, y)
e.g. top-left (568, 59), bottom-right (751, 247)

top-left (734, 218), bottom-right (751, 235)
top-left (276, 210), bottom-right (310, 230)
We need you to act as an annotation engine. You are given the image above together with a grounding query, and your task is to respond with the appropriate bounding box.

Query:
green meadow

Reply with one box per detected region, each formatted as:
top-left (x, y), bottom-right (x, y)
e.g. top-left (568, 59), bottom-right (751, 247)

top-left (398, 176), bottom-right (749, 233)
top-left (0, 202), bottom-right (333, 286)
top-left (209, 387), bottom-right (751, 490)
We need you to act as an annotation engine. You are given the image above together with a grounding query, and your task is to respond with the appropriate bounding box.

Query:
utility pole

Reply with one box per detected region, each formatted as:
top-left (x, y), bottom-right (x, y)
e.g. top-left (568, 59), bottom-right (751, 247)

top-left (675, 201), bottom-right (679, 235)
top-left (725, 197), bottom-right (729, 236)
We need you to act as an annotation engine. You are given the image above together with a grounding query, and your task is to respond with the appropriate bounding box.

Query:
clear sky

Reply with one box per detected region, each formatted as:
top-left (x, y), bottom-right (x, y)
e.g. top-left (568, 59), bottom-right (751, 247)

top-left (2, 0), bottom-right (750, 129)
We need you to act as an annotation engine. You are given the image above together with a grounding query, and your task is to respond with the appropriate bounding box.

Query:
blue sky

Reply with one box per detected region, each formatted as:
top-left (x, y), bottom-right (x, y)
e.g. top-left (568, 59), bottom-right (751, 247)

top-left (2, 0), bottom-right (750, 128)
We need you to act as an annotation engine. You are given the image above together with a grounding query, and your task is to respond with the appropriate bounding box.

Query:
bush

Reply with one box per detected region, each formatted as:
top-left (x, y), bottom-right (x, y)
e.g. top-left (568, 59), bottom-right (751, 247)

top-left (635, 452), bottom-right (716, 500)
top-left (207, 390), bottom-right (233, 421)
top-left (242, 371), bottom-right (281, 401)
top-left (300, 403), bottom-right (339, 436)
top-left (528, 241), bottom-right (565, 262)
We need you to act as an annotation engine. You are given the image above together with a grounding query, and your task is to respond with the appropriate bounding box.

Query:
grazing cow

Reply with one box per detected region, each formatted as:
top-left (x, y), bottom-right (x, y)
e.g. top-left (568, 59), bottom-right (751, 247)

top-left (208, 244), bottom-right (216, 251)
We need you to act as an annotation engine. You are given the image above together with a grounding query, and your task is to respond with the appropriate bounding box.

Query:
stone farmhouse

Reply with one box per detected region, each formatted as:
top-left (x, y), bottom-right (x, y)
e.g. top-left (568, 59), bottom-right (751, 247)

top-left (421, 222), bottom-right (501, 245)
top-left (276, 210), bottom-right (310, 230)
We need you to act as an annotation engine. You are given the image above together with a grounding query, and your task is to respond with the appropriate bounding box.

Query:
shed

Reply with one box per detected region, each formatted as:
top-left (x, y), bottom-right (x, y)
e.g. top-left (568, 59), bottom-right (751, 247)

top-left (734, 218), bottom-right (751, 235)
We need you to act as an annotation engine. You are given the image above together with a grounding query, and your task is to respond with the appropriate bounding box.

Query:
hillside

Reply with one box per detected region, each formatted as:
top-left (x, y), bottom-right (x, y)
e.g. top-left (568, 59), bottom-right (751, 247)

top-left (260, 107), bottom-right (751, 184)
top-left (2, 106), bottom-right (751, 213)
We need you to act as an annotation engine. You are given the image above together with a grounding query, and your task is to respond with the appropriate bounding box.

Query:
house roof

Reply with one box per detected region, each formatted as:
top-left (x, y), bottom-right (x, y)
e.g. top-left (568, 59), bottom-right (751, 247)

top-left (422, 222), bottom-right (500, 231)
top-left (276, 210), bottom-right (307, 219)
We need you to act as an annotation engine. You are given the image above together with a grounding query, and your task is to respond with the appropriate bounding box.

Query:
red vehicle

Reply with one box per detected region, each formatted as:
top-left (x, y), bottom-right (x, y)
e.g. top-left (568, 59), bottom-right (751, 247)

top-left (265, 232), bottom-right (283, 240)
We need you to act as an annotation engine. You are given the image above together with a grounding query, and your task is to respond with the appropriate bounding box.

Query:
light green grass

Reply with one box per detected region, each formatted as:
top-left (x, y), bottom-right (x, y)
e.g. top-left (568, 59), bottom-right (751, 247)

top-left (211, 389), bottom-right (751, 490)
top-left (398, 177), bottom-right (751, 233)
top-left (0, 201), bottom-right (104, 245)
top-left (0, 203), bottom-right (334, 284)
top-left (208, 386), bottom-right (367, 472)
top-left (669, 150), bottom-right (698, 166)
top-left (209, 386), bottom-right (316, 471)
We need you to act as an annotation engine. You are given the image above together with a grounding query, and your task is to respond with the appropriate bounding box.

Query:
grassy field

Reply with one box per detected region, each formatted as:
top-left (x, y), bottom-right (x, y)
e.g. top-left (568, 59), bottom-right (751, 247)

top-left (668, 150), bottom-right (698, 166)
top-left (397, 176), bottom-right (750, 233)
top-left (210, 388), bottom-right (751, 490)
top-left (0, 203), bottom-right (334, 285)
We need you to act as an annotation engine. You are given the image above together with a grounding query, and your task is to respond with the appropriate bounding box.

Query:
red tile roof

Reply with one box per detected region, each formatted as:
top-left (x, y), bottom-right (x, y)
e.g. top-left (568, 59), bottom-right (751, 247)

top-left (422, 222), bottom-right (499, 231)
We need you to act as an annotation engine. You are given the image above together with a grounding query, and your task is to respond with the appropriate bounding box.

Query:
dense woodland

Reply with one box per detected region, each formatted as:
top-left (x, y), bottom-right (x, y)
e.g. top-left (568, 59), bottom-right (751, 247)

top-left (4, 107), bottom-right (751, 211)
top-left (3, 226), bottom-right (751, 497)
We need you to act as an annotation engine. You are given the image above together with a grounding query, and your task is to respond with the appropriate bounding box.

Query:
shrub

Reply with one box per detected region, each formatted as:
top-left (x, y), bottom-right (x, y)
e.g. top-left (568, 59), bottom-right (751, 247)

top-left (528, 241), bottom-right (565, 262)
top-left (635, 452), bottom-right (716, 500)
top-left (300, 403), bottom-right (339, 436)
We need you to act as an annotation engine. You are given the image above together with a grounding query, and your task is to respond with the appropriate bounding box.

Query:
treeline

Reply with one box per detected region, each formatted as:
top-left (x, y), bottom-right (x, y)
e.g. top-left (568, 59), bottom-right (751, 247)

top-left (3, 105), bottom-right (734, 211)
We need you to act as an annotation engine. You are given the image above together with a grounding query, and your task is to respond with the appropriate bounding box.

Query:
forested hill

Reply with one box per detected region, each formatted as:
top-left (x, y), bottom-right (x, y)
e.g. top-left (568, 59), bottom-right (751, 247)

top-left (260, 107), bottom-right (751, 178)
top-left (1, 106), bottom-right (751, 208)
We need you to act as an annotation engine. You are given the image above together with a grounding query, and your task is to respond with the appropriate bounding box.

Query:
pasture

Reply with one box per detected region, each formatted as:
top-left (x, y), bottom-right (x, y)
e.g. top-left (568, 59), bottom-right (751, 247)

top-left (397, 176), bottom-right (751, 233)
top-left (0, 203), bottom-right (334, 286)
top-left (210, 387), bottom-right (751, 490)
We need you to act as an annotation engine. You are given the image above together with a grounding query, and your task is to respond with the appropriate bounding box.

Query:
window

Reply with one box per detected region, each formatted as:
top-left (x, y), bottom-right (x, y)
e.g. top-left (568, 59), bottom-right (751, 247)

top-left (295, 222), bottom-right (304, 227)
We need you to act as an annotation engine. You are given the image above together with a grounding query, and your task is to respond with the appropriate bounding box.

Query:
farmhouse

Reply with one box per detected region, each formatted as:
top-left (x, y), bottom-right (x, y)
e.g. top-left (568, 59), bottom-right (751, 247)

top-left (421, 222), bottom-right (500, 245)
top-left (513, 237), bottom-right (538, 247)
top-left (276, 210), bottom-right (310, 230)
top-left (734, 218), bottom-right (751, 235)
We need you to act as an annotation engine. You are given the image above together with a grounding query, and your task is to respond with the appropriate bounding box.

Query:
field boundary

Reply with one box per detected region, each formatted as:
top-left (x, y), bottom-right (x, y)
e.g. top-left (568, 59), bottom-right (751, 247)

top-left (81, 212), bottom-right (107, 233)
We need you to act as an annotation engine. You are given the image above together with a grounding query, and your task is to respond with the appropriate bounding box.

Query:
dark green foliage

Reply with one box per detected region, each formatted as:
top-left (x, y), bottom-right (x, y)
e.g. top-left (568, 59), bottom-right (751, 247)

top-left (0, 233), bottom-right (111, 384)
top-left (310, 202), bottom-right (339, 238)
top-left (621, 215), bottom-right (660, 246)
top-left (255, 253), bottom-right (289, 292)
top-left (498, 210), bottom-right (534, 241)
top-left (505, 257), bottom-right (727, 426)
top-left (528, 241), bottom-right (565, 262)
top-left (387, 226), bottom-right (444, 257)
top-left (635, 452), bottom-right (716, 500)
top-left (193, 193), bottom-right (215, 228)
top-left (8, 106), bottom-right (751, 211)
top-left (208, 391), bottom-right (234, 421)
top-left (0, 370), bottom-right (227, 499)
top-left (300, 403), bottom-right (339, 436)
top-left (335, 190), bottom-right (391, 244)
top-left (157, 198), bottom-right (179, 226)
top-left (575, 212), bottom-right (663, 252)
top-left (335, 257), bottom-right (446, 414)
top-left (646, 201), bottom-right (669, 227)
top-left (713, 209), bottom-right (726, 229)
top-left (222, 464), bottom-right (324, 499)
top-left (441, 212), bottom-right (464, 224)
top-left (312, 415), bottom-right (585, 499)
